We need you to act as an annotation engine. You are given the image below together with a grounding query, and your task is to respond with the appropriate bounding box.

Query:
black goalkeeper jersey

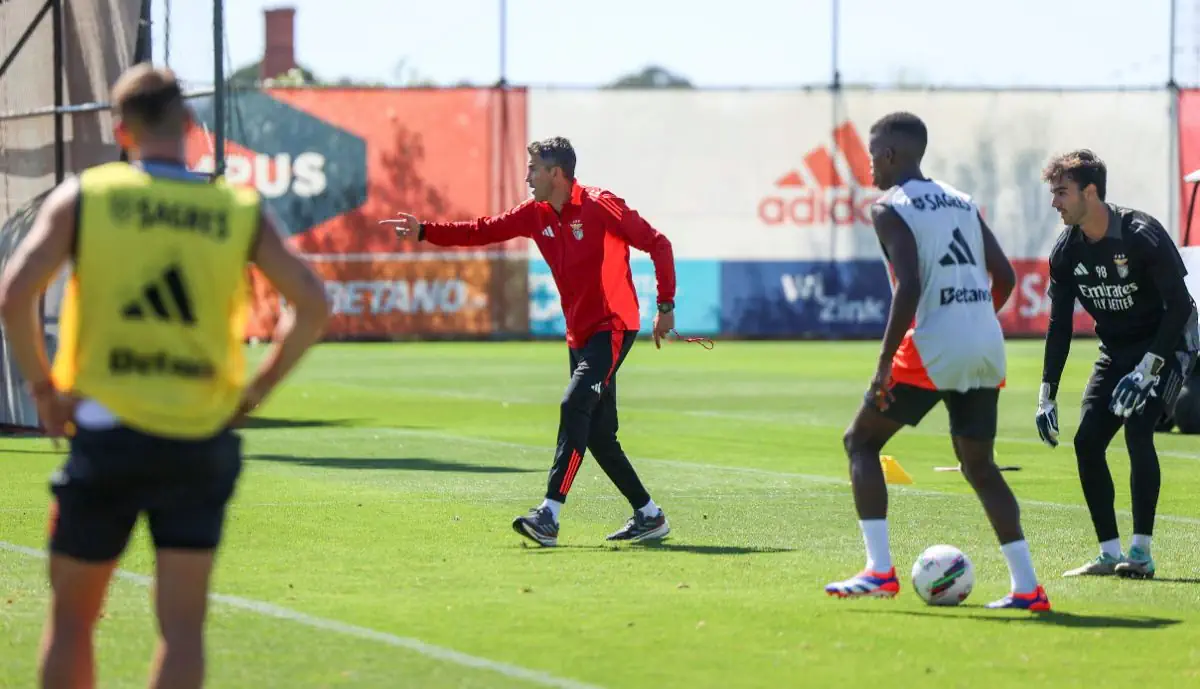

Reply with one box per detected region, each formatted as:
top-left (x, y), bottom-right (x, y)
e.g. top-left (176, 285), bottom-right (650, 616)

top-left (1042, 204), bottom-right (1199, 387)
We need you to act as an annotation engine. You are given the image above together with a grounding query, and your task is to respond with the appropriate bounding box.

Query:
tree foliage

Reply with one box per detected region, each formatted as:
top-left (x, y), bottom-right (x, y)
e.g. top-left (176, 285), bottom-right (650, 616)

top-left (605, 65), bottom-right (694, 89)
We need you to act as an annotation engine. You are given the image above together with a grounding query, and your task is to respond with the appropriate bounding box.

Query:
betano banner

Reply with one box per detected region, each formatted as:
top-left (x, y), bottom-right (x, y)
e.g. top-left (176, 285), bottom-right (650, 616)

top-left (244, 253), bottom-right (503, 339)
top-left (184, 87), bottom-right (528, 339)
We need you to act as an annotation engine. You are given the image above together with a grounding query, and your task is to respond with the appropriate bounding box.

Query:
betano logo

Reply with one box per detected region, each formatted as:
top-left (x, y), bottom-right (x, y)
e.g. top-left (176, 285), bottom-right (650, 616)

top-left (758, 121), bottom-right (878, 228)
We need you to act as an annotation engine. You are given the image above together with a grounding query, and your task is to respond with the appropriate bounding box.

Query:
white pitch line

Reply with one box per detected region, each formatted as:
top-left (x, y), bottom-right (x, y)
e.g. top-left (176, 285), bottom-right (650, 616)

top-left (0, 541), bottom-right (603, 689)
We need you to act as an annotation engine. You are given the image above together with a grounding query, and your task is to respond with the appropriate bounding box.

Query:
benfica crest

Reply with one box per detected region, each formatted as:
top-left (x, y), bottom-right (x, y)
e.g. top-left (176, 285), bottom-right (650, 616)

top-left (1113, 254), bottom-right (1129, 279)
top-left (571, 220), bottom-right (584, 240)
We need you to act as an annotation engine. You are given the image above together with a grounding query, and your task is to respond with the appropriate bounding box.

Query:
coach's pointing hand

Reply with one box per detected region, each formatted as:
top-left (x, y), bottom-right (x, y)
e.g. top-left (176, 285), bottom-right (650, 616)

top-left (381, 212), bottom-right (421, 239)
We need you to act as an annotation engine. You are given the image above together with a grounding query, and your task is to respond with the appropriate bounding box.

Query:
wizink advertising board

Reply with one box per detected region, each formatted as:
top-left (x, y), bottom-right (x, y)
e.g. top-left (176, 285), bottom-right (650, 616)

top-left (719, 260), bottom-right (892, 338)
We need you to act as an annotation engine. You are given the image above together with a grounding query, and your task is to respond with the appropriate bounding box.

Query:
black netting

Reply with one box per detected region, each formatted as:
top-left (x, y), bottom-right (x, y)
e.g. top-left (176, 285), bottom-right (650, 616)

top-left (0, 189), bottom-right (61, 431)
top-left (0, 0), bottom-right (142, 432)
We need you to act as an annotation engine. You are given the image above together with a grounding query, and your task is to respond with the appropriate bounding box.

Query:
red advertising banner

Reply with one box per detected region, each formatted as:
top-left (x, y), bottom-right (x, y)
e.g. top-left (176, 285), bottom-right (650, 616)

top-left (184, 87), bottom-right (529, 339)
top-left (998, 258), bottom-right (1096, 336)
top-left (1178, 90), bottom-right (1200, 247)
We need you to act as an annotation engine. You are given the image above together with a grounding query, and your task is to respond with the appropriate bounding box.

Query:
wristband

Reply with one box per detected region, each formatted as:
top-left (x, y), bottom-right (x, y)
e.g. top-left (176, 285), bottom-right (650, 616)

top-left (1039, 382), bottom-right (1057, 403)
top-left (1139, 352), bottom-right (1165, 376)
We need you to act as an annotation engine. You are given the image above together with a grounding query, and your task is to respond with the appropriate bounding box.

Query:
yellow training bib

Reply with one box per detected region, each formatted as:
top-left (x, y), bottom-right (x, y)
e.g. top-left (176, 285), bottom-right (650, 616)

top-left (52, 161), bottom-right (261, 439)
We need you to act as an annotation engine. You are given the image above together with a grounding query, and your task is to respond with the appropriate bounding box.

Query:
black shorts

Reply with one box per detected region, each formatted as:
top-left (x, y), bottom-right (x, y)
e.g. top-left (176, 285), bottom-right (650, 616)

top-left (1083, 348), bottom-right (1198, 416)
top-left (49, 426), bottom-right (243, 562)
top-left (880, 383), bottom-right (999, 440)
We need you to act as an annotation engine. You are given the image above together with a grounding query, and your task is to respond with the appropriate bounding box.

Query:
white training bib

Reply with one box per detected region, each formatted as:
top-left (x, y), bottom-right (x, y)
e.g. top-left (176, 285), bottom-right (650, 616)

top-left (882, 178), bottom-right (1006, 392)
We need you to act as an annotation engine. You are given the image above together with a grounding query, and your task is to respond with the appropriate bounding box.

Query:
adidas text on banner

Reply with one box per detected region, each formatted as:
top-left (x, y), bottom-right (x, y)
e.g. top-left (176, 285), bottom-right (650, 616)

top-left (759, 121), bottom-right (877, 228)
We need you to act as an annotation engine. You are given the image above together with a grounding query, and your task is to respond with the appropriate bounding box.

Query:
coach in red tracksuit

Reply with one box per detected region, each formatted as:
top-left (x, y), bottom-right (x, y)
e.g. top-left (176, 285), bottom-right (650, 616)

top-left (386, 136), bottom-right (677, 547)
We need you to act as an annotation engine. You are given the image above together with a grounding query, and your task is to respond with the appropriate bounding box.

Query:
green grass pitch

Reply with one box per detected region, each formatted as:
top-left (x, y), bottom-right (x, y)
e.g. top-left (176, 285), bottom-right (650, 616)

top-left (2, 339), bottom-right (1199, 688)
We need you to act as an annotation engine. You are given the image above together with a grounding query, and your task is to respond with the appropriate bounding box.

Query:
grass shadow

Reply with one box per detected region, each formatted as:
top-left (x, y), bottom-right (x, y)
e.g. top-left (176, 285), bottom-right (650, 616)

top-left (240, 417), bottom-right (360, 430)
top-left (631, 542), bottom-right (795, 555)
top-left (249, 453), bottom-right (536, 474)
top-left (845, 608), bottom-right (1181, 630)
top-left (1146, 577), bottom-right (1200, 584)
top-left (522, 542), bottom-right (794, 556)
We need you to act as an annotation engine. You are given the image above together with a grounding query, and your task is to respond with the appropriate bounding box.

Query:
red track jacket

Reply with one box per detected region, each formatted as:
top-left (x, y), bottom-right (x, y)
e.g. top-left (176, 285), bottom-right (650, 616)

top-left (420, 182), bottom-right (676, 348)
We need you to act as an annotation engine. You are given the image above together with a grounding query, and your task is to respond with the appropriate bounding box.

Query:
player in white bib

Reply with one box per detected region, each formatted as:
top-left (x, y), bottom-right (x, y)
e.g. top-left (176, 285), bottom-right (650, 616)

top-left (824, 112), bottom-right (1051, 611)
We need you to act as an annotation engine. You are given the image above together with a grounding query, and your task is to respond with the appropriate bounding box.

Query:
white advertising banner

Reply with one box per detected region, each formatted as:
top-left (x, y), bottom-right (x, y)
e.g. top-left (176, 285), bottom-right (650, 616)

top-left (1183, 247), bottom-right (1200, 305)
top-left (528, 90), bottom-right (1172, 261)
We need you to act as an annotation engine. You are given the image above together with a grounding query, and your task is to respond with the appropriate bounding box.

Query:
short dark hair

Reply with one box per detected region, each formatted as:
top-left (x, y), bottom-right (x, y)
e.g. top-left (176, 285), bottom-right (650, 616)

top-left (869, 111), bottom-right (928, 156)
top-left (1042, 149), bottom-right (1106, 201)
top-left (527, 137), bottom-right (576, 179)
top-left (111, 62), bottom-right (187, 137)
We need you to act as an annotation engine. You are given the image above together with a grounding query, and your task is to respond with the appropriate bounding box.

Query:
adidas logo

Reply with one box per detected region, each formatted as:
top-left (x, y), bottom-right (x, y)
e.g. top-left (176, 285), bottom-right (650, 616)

top-left (121, 265), bottom-right (197, 325)
top-left (591, 382), bottom-right (602, 395)
top-left (758, 121), bottom-right (877, 227)
top-left (542, 226), bottom-right (555, 238)
top-left (938, 228), bottom-right (977, 267)
top-left (1073, 263), bottom-right (1088, 277)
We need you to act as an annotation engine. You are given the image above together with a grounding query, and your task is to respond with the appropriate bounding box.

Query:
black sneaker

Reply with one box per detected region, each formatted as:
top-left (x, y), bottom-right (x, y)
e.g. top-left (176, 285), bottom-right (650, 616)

top-left (512, 506), bottom-right (558, 547)
top-left (606, 509), bottom-right (670, 542)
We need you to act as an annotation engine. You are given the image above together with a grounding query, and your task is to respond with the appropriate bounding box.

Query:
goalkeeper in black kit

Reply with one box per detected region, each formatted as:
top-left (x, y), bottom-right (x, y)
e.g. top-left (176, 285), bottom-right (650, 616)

top-left (1036, 150), bottom-right (1199, 580)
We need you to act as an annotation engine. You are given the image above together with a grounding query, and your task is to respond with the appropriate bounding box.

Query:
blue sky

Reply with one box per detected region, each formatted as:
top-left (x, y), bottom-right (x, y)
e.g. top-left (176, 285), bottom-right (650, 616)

top-left (151, 0), bottom-right (1192, 89)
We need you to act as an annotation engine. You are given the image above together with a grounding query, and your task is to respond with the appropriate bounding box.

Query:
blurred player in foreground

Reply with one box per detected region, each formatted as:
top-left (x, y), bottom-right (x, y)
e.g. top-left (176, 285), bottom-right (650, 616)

top-left (0, 64), bottom-right (329, 689)
top-left (385, 137), bottom-right (677, 547)
top-left (1036, 150), bottom-right (1199, 580)
top-left (824, 112), bottom-right (1050, 611)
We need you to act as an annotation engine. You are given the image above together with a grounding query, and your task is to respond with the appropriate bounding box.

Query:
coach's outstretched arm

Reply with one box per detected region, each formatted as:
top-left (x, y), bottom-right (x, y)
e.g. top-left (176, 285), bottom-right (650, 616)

top-left (869, 204), bottom-right (921, 406)
top-left (978, 214), bottom-right (1016, 313)
top-left (385, 201), bottom-right (538, 246)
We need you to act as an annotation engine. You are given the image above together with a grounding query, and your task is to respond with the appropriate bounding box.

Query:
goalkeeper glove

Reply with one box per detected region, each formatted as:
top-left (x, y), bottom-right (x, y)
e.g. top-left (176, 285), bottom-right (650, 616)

top-left (1110, 352), bottom-right (1164, 419)
top-left (1035, 382), bottom-right (1059, 448)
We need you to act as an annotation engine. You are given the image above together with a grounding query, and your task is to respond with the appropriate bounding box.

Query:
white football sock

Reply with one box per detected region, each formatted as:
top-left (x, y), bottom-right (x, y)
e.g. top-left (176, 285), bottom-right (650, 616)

top-left (859, 519), bottom-right (892, 573)
top-left (539, 499), bottom-right (563, 522)
top-left (1099, 538), bottom-right (1122, 558)
top-left (638, 499), bottom-right (660, 518)
top-left (1131, 534), bottom-right (1152, 555)
top-left (1000, 540), bottom-right (1039, 594)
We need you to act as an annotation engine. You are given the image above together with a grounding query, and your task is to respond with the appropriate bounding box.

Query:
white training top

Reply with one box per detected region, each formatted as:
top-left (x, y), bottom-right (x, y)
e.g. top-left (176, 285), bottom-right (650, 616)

top-left (880, 178), bottom-right (1006, 392)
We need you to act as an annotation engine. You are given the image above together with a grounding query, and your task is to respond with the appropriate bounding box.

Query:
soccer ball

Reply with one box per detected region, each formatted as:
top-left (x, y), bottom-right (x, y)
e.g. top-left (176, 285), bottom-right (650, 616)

top-left (911, 545), bottom-right (974, 606)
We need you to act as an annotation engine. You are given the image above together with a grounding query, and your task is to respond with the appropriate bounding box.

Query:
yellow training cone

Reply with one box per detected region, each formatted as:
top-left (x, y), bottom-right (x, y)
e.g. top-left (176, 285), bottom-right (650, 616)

top-left (880, 455), bottom-right (913, 485)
